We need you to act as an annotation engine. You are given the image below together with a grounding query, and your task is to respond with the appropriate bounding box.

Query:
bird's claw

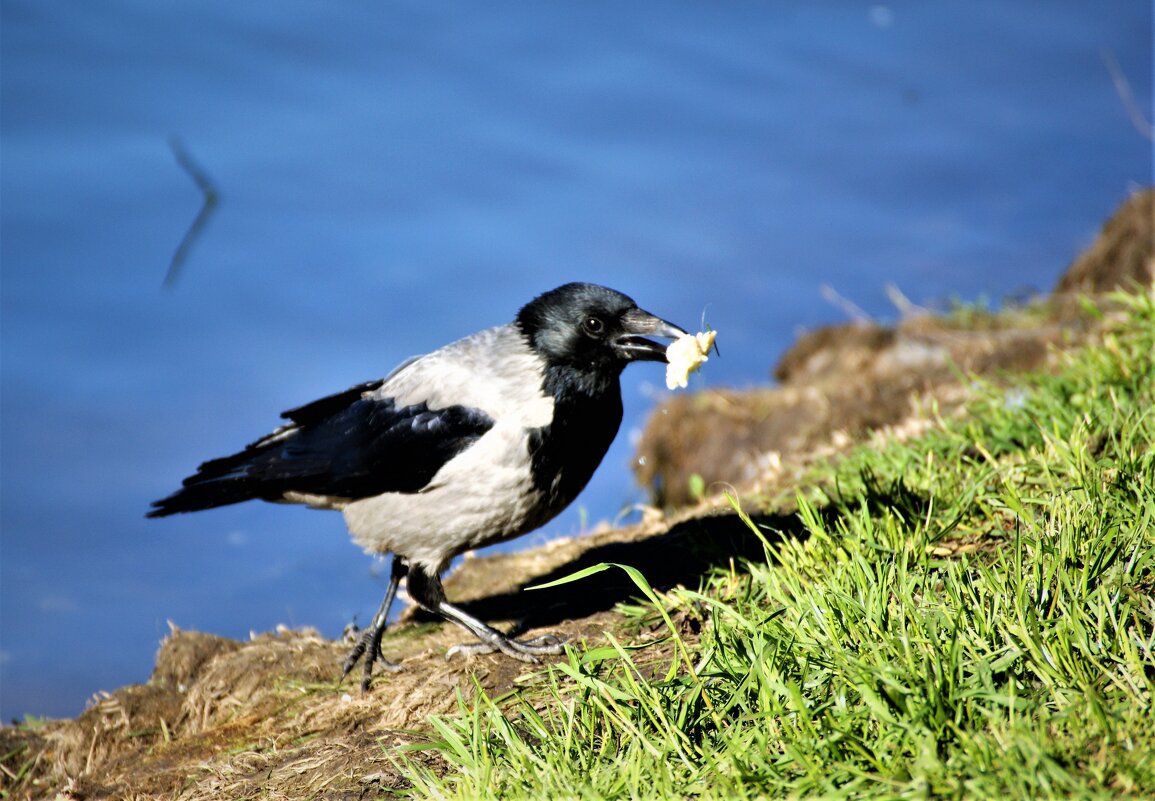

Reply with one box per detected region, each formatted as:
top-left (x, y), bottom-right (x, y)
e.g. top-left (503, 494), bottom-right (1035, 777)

top-left (341, 634), bottom-right (403, 692)
top-left (446, 633), bottom-right (565, 661)
top-left (375, 655), bottom-right (405, 673)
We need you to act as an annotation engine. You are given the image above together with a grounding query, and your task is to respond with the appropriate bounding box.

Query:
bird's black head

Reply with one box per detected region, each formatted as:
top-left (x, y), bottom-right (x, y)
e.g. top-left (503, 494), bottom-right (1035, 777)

top-left (516, 283), bottom-right (687, 376)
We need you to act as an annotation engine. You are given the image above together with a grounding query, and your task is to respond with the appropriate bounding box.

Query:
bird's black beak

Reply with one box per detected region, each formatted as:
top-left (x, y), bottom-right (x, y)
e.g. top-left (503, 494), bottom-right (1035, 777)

top-left (614, 308), bottom-right (689, 362)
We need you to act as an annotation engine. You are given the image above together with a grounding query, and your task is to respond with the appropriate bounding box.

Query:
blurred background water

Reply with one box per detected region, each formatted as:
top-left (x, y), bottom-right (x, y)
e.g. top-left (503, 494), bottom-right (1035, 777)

top-left (1, 0), bottom-right (1150, 722)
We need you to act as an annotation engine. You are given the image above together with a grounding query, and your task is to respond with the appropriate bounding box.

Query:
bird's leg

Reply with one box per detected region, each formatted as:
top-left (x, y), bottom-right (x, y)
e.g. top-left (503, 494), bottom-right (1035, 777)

top-left (341, 556), bottom-right (408, 691)
top-left (406, 565), bottom-right (564, 662)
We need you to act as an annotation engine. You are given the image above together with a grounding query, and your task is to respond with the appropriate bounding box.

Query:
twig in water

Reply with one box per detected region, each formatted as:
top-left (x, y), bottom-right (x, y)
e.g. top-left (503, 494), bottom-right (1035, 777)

top-left (164, 137), bottom-right (220, 288)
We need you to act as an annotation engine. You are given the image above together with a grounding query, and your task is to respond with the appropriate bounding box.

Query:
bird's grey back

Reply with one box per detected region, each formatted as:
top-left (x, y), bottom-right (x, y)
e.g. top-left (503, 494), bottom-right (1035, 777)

top-left (369, 324), bottom-right (554, 429)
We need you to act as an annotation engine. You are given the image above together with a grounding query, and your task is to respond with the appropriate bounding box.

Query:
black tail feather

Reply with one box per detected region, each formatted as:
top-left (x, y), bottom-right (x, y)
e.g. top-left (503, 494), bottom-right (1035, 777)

top-left (146, 416), bottom-right (306, 518)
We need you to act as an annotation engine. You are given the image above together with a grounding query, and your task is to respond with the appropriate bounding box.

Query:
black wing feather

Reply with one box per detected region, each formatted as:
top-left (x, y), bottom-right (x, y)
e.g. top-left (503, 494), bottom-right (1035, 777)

top-left (148, 384), bottom-right (493, 517)
top-left (280, 378), bottom-right (385, 427)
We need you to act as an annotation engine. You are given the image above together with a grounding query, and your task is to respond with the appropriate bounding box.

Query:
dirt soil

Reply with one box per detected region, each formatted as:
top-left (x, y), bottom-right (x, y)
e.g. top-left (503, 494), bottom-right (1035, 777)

top-left (3, 188), bottom-right (1151, 801)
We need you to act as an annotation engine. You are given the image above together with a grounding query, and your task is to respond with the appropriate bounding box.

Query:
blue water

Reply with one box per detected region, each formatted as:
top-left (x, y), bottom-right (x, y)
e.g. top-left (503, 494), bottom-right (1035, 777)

top-left (2, 0), bottom-right (1150, 723)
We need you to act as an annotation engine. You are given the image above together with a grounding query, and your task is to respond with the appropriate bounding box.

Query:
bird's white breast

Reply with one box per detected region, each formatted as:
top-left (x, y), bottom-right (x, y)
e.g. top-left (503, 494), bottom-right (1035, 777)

top-left (341, 422), bottom-right (548, 572)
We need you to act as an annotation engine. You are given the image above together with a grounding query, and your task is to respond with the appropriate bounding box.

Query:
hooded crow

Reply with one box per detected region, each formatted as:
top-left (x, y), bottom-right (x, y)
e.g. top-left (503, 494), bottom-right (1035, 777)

top-left (149, 282), bottom-right (689, 689)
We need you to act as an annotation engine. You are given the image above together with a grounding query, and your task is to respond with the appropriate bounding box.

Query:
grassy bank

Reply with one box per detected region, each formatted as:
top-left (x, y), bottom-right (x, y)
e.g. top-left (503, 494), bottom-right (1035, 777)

top-left (399, 292), bottom-right (1155, 800)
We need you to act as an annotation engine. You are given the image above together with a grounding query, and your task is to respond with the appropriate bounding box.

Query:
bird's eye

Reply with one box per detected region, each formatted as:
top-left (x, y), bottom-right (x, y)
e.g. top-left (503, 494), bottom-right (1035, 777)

top-left (582, 316), bottom-right (606, 337)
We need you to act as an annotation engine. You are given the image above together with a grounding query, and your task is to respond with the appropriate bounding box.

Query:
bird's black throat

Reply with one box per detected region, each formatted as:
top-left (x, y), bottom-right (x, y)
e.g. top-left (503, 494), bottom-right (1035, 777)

top-left (526, 362), bottom-right (624, 507)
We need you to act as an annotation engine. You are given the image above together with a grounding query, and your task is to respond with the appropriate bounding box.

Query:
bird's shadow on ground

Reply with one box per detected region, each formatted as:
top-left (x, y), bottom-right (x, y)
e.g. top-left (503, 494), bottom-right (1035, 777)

top-left (417, 471), bottom-right (930, 632)
top-left (420, 508), bottom-right (821, 631)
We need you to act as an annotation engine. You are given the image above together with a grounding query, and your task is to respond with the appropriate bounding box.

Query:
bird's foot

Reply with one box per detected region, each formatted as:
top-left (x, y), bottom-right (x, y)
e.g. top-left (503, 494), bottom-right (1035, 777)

top-left (403, 566), bottom-right (565, 663)
top-left (446, 633), bottom-right (565, 662)
top-left (341, 628), bottom-right (403, 692)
